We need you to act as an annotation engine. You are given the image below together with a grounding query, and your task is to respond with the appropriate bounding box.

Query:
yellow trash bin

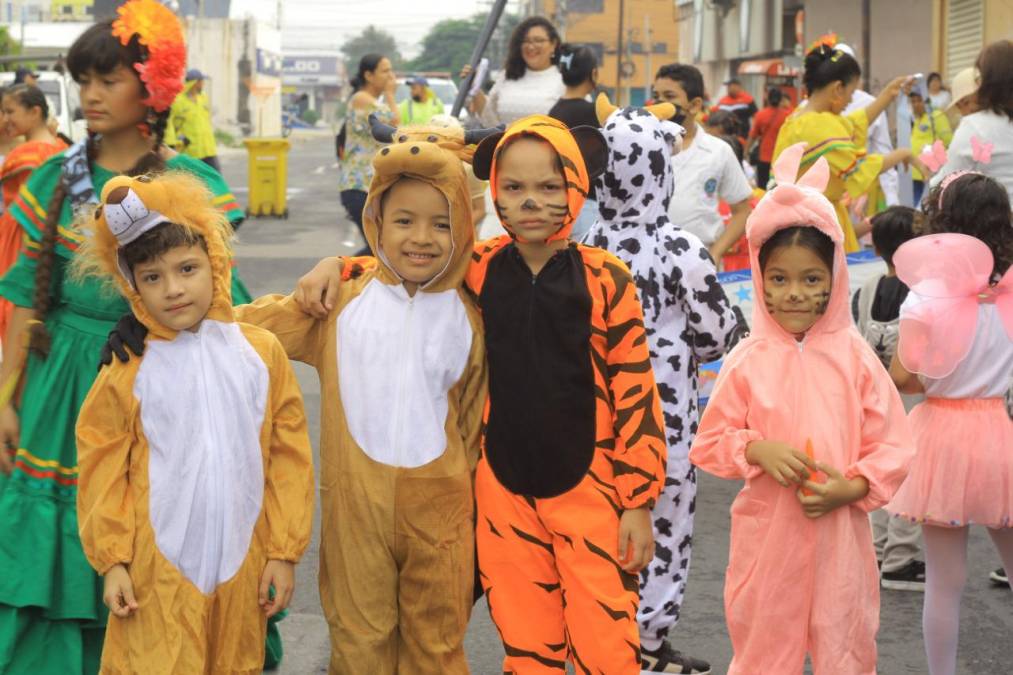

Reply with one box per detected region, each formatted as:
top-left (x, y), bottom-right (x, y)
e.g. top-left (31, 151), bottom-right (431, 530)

top-left (243, 138), bottom-right (290, 218)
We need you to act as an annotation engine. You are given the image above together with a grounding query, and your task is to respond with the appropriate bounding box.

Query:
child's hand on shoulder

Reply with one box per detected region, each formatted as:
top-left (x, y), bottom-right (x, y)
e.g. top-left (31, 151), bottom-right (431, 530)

top-left (103, 564), bottom-right (138, 618)
top-left (796, 464), bottom-right (869, 518)
top-left (294, 257), bottom-right (344, 319)
top-left (260, 559), bottom-right (296, 618)
top-left (618, 507), bottom-right (654, 573)
top-left (745, 440), bottom-right (815, 487)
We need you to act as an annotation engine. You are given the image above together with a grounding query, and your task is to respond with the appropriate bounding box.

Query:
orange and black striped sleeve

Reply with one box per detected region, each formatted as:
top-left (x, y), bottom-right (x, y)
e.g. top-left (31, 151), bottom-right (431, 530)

top-left (599, 252), bottom-right (667, 509)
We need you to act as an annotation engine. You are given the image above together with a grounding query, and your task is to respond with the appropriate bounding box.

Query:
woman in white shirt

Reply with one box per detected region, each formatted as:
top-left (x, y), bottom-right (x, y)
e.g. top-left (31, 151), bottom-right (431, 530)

top-left (468, 16), bottom-right (565, 126)
top-left (926, 72), bottom-right (952, 112)
top-left (929, 40), bottom-right (1013, 204)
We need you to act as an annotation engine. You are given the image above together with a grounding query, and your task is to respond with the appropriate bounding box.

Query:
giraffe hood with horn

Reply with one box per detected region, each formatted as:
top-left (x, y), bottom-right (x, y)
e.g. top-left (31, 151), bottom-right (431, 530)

top-left (233, 113), bottom-right (492, 673)
top-left (585, 93), bottom-right (749, 654)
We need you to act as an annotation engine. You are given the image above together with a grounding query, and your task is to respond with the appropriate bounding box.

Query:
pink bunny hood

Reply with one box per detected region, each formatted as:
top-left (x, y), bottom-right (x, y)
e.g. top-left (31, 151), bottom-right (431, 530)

top-left (691, 139), bottom-right (912, 513)
top-left (746, 142), bottom-right (853, 342)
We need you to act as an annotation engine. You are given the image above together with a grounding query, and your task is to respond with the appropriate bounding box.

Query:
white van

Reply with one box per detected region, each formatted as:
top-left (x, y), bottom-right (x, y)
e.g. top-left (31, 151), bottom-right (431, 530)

top-left (0, 70), bottom-right (87, 143)
top-left (395, 76), bottom-right (468, 122)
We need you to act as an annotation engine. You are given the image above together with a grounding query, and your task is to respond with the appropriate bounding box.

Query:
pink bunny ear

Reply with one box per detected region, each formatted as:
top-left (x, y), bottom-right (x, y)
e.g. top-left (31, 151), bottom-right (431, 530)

top-left (772, 142), bottom-right (807, 186)
top-left (797, 156), bottom-right (830, 191)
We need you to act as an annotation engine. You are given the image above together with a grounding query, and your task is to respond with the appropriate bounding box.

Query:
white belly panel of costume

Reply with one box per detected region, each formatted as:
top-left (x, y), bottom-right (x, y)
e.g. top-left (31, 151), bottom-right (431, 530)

top-left (136, 320), bottom-right (268, 595)
top-left (338, 279), bottom-right (472, 468)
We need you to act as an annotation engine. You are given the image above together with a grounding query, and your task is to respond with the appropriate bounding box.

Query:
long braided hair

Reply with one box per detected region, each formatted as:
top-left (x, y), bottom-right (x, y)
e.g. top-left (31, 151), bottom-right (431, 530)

top-left (27, 20), bottom-right (169, 357)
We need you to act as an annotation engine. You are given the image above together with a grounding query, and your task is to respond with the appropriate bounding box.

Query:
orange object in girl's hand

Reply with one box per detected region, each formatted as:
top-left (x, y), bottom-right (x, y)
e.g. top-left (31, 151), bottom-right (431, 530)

top-left (801, 439), bottom-right (825, 496)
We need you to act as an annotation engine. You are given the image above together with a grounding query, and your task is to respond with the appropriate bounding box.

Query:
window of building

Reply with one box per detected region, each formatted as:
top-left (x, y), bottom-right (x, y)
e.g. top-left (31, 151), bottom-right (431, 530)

top-left (570, 0), bottom-right (604, 13)
top-left (945, 0), bottom-right (984, 77)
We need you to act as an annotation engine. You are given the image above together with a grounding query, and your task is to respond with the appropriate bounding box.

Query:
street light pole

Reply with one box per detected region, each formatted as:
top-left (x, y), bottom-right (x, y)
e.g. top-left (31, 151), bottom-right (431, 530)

top-left (644, 14), bottom-right (652, 103)
top-left (615, 0), bottom-right (625, 104)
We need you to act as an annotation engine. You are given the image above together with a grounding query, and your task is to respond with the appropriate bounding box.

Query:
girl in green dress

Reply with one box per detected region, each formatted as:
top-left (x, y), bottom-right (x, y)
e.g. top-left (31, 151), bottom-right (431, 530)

top-left (0, 5), bottom-right (258, 672)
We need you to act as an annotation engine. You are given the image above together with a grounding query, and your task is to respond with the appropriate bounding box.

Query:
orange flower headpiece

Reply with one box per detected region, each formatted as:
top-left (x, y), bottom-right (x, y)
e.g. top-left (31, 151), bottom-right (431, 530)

top-left (112, 0), bottom-right (187, 112)
top-left (806, 32), bottom-right (839, 56)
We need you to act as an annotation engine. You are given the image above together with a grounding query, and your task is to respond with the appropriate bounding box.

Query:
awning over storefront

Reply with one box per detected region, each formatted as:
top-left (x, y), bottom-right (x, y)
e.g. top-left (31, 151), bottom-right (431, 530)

top-left (738, 58), bottom-right (799, 77)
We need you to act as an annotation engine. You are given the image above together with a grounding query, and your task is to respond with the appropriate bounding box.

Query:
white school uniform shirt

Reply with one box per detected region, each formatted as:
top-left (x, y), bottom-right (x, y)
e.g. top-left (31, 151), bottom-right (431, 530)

top-left (667, 128), bottom-right (753, 246)
top-left (845, 89), bottom-right (899, 206)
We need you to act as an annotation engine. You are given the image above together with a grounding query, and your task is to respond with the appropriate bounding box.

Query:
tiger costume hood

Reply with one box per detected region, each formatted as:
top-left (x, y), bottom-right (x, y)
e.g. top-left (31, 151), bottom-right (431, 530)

top-left (472, 114), bottom-right (607, 243)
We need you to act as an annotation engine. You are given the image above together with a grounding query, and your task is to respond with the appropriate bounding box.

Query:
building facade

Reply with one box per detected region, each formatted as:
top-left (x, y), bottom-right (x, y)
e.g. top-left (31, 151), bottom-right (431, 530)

top-left (50, 0), bottom-right (92, 21)
top-left (523, 0), bottom-right (682, 106)
top-left (677, 0), bottom-right (1011, 107)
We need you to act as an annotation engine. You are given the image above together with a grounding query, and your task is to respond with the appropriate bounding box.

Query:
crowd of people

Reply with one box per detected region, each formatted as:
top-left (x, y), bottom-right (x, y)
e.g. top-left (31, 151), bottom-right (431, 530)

top-left (0, 0), bottom-right (1006, 673)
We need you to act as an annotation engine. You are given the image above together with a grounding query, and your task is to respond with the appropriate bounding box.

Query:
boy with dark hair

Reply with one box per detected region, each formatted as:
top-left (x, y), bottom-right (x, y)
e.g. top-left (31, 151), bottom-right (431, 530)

top-left (74, 173), bottom-right (315, 673)
top-left (852, 204), bottom-right (926, 591)
top-left (653, 63), bottom-right (753, 265)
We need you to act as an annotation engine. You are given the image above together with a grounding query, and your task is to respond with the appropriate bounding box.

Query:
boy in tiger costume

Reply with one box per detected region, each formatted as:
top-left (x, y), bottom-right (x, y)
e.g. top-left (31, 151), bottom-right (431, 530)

top-left (298, 115), bottom-right (669, 674)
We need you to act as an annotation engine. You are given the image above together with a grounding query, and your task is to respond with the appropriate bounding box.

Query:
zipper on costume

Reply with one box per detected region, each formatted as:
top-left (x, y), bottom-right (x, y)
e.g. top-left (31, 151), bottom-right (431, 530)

top-left (393, 297), bottom-right (414, 467)
top-left (197, 327), bottom-right (225, 586)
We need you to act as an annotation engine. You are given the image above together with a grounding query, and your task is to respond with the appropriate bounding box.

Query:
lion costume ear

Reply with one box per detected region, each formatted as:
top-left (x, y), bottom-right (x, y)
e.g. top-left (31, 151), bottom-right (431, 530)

top-left (570, 126), bottom-right (608, 180)
top-left (472, 131), bottom-right (505, 181)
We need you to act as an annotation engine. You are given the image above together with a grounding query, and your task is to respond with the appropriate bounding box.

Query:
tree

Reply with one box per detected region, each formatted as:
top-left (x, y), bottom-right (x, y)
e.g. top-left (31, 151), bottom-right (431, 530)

top-left (407, 13), bottom-right (521, 79)
top-left (340, 25), bottom-right (402, 76)
top-left (0, 27), bottom-right (22, 71)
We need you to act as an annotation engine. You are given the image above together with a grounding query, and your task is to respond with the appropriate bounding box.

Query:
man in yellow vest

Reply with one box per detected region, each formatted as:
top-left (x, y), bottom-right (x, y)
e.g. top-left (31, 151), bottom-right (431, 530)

top-left (398, 75), bottom-right (445, 126)
top-left (909, 88), bottom-right (952, 205)
top-left (171, 69), bottom-right (220, 171)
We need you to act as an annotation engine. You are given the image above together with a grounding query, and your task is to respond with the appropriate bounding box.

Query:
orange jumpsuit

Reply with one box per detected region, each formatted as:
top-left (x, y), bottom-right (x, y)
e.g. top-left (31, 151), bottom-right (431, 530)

top-left (75, 174), bottom-right (315, 675)
top-left (469, 116), bottom-right (668, 674)
top-left (689, 145), bottom-right (913, 674)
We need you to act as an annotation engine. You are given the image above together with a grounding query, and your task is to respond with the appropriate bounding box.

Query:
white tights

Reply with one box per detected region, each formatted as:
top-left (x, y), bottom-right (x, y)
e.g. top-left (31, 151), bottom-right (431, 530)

top-left (922, 525), bottom-right (1013, 675)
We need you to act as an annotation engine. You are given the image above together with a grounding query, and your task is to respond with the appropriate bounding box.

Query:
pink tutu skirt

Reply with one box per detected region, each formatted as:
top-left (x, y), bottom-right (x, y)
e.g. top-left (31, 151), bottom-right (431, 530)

top-left (888, 398), bottom-right (1013, 528)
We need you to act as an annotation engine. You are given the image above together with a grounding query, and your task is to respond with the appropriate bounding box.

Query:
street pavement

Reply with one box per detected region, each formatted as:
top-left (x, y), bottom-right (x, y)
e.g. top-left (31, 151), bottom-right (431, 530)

top-left (218, 132), bottom-right (1012, 675)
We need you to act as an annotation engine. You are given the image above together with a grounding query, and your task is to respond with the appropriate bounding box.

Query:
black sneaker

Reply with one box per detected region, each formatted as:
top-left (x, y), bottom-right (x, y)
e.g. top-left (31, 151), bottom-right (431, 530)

top-left (990, 567), bottom-right (1009, 586)
top-left (881, 560), bottom-right (926, 592)
top-left (641, 641), bottom-right (712, 674)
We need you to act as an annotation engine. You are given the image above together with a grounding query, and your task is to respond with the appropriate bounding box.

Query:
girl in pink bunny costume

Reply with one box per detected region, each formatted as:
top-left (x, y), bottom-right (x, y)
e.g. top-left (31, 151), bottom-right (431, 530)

top-left (689, 143), bottom-right (914, 674)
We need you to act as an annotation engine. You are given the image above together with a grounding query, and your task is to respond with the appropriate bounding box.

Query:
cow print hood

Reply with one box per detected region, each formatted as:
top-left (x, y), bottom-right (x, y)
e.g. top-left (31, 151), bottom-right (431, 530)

top-left (593, 106), bottom-right (684, 235)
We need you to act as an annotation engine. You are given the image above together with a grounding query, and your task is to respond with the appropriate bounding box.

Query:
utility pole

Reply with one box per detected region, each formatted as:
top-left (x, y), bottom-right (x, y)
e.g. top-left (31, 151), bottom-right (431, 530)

top-left (624, 26), bottom-right (633, 105)
top-left (644, 14), bottom-right (652, 103)
top-left (615, 0), bottom-right (624, 105)
top-left (554, 0), bottom-right (567, 40)
top-left (860, 0), bottom-right (871, 91)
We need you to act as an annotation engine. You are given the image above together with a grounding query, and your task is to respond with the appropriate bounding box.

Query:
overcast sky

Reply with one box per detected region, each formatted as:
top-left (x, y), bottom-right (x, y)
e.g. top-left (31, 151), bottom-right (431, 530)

top-left (232, 0), bottom-right (516, 57)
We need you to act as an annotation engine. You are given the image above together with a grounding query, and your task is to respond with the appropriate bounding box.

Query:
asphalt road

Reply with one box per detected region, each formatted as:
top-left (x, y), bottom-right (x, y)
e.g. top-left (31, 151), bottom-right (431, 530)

top-left (218, 133), bottom-right (1012, 675)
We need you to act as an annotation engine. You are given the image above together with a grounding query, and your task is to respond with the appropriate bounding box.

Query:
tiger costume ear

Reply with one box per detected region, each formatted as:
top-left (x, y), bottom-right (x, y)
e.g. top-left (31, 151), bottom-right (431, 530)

top-left (472, 131), bottom-right (505, 181)
top-left (570, 126), bottom-right (608, 180)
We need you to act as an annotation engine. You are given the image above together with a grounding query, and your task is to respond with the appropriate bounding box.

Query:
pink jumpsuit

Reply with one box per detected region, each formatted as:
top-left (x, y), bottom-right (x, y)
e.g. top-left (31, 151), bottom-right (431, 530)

top-left (689, 145), bottom-right (914, 675)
